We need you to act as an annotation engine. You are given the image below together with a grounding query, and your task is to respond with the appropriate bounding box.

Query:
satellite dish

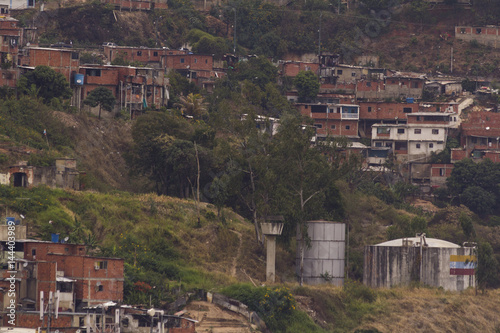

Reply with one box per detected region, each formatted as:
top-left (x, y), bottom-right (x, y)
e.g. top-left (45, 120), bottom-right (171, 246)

top-left (23, 262), bottom-right (28, 267)
top-left (20, 214), bottom-right (25, 219)
top-left (147, 308), bottom-right (156, 317)
top-left (64, 237), bottom-right (69, 242)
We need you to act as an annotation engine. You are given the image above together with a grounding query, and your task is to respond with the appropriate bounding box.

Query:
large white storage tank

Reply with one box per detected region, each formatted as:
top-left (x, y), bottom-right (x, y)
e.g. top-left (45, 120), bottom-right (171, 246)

top-left (296, 220), bottom-right (345, 286)
top-left (363, 236), bottom-right (476, 291)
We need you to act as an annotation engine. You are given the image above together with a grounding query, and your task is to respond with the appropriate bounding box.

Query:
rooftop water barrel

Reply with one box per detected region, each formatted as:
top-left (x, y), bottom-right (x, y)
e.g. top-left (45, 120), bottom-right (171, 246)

top-left (406, 97), bottom-right (414, 103)
top-left (296, 220), bottom-right (345, 286)
top-left (74, 74), bottom-right (84, 86)
top-left (51, 233), bottom-right (60, 243)
top-left (5, 217), bottom-right (20, 225)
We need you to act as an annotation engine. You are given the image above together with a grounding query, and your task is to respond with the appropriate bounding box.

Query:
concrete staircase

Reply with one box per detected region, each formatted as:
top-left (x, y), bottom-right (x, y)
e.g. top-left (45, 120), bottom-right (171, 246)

top-left (186, 301), bottom-right (257, 333)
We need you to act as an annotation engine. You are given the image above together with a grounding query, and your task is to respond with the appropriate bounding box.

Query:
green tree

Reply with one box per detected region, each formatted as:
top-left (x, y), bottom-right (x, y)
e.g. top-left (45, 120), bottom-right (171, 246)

top-left (231, 56), bottom-right (278, 90)
top-left (460, 186), bottom-right (496, 216)
top-left (459, 212), bottom-right (475, 241)
top-left (294, 70), bottom-right (319, 103)
top-left (175, 93), bottom-right (207, 119)
top-left (270, 111), bottom-right (342, 282)
top-left (83, 87), bottom-right (116, 119)
top-left (446, 159), bottom-right (500, 214)
top-left (20, 66), bottom-right (72, 104)
top-left (476, 241), bottom-right (499, 291)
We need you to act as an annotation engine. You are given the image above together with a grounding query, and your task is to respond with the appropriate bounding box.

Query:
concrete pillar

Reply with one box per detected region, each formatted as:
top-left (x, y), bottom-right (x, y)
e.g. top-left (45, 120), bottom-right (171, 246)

top-left (261, 221), bottom-right (284, 283)
top-left (266, 235), bottom-right (277, 283)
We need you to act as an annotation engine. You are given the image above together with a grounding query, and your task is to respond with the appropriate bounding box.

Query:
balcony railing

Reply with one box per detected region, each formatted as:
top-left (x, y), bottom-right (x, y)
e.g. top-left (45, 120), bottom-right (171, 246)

top-left (341, 113), bottom-right (359, 119)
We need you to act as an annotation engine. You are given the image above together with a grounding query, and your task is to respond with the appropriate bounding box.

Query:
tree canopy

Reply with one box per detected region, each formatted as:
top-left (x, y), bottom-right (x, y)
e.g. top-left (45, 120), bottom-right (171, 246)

top-left (18, 65), bottom-right (72, 104)
top-left (83, 87), bottom-right (116, 119)
top-left (294, 70), bottom-right (320, 102)
top-left (446, 159), bottom-right (500, 215)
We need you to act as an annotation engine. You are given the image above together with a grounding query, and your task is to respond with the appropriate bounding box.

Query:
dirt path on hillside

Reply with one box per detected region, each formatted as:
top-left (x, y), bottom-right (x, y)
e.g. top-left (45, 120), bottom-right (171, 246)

top-left (230, 230), bottom-right (243, 278)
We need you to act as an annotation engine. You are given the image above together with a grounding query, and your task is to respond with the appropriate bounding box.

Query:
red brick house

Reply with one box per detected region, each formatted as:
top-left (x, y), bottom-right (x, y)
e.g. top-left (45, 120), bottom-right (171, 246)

top-left (19, 47), bottom-right (80, 84)
top-left (430, 163), bottom-right (454, 188)
top-left (298, 103), bottom-right (359, 138)
top-left (78, 65), bottom-right (168, 116)
top-left (453, 111), bottom-right (500, 162)
top-left (0, 16), bottom-right (22, 87)
top-left (0, 240), bottom-right (123, 314)
top-left (103, 45), bottom-right (165, 67)
top-left (280, 61), bottom-right (320, 77)
top-left (162, 53), bottom-right (215, 86)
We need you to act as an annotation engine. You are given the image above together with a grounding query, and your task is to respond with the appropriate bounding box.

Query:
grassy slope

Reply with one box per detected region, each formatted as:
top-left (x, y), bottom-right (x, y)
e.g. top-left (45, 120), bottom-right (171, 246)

top-left (295, 284), bottom-right (500, 333)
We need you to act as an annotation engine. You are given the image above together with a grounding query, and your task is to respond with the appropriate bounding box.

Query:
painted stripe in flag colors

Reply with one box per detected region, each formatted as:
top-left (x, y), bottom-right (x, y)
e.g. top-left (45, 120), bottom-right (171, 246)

top-left (450, 255), bottom-right (476, 276)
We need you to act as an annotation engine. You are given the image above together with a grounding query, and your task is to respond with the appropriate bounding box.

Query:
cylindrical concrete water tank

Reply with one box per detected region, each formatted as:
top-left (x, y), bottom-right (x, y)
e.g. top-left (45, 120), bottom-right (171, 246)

top-left (363, 237), bottom-right (476, 291)
top-left (296, 220), bottom-right (345, 286)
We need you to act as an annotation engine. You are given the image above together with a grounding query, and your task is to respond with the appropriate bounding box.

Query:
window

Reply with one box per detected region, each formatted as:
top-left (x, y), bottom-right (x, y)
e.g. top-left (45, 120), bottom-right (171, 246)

top-left (86, 69), bottom-right (101, 77)
top-left (95, 261), bottom-right (108, 269)
top-left (375, 142), bottom-right (383, 147)
top-left (153, 51), bottom-right (158, 57)
top-left (397, 128), bottom-right (405, 134)
top-left (345, 125), bottom-right (350, 130)
top-left (205, 59), bottom-right (208, 64)
top-left (414, 129), bottom-right (421, 134)
top-left (71, 52), bottom-right (79, 60)
top-left (180, 58), bottom-right (185, 63)
top-left (331, 125), bottom-right (336, 129)
top-left (432, 129), bottom-right (439, 135)
top-left (32, 249), bottom-right (36, 256)
top-left (416, 116), bottom-right (421, 121)
top-left (98, 285), bottom-right (104, 292)
top-left (440, 168), bottom-right (445, 176)
top-left (416, 143), bottom-right (421, 149)
top-left (366, 82), bottom-right (371, 87)
top-left (429, 143), bottom-right (434, 148)
top-left (79, 317), bottom-right (85, 327)
top-left (411, 81), bottom-right (419, 88)
top-left (460, 28), bottom-right (466, 34)
top-left (337, 69), bottom-right (343, 75)
top-left (401, 81), bottom-right (405, 85)
top-left (314, 124), bottom-right (322, 129)
top-left (57, 281), bottom-right (72, 292)
top-left (137, 51), bottom-right (142, 56)
top-left (351, 72), bottom-right (357, 77)
top-left (194, 58), bottom-right (197, 63)
top-left (476, 28), bottom-right (482, 34)
top-left (377, 127), bottom-right (390, 134)
top-left (391, 80), bottom-right (396, 84)
top-left (368, 107), bottom-right (372, 112)
top-left (403, 107), bottom-right (412, 113)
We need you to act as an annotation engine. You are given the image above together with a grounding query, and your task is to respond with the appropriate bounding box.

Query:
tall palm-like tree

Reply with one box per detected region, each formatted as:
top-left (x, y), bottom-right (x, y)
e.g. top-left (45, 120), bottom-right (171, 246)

top-left (176, 93), bottom-right (207, 119)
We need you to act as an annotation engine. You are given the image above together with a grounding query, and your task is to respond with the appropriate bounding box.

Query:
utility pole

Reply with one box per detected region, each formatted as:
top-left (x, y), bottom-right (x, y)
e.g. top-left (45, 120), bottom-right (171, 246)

top-left (318, 11), bottom-right (322, 57)
top-left (233, 8), bottom-right (237, 55)
top-left (450, 46), bottom-right (453, 73)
